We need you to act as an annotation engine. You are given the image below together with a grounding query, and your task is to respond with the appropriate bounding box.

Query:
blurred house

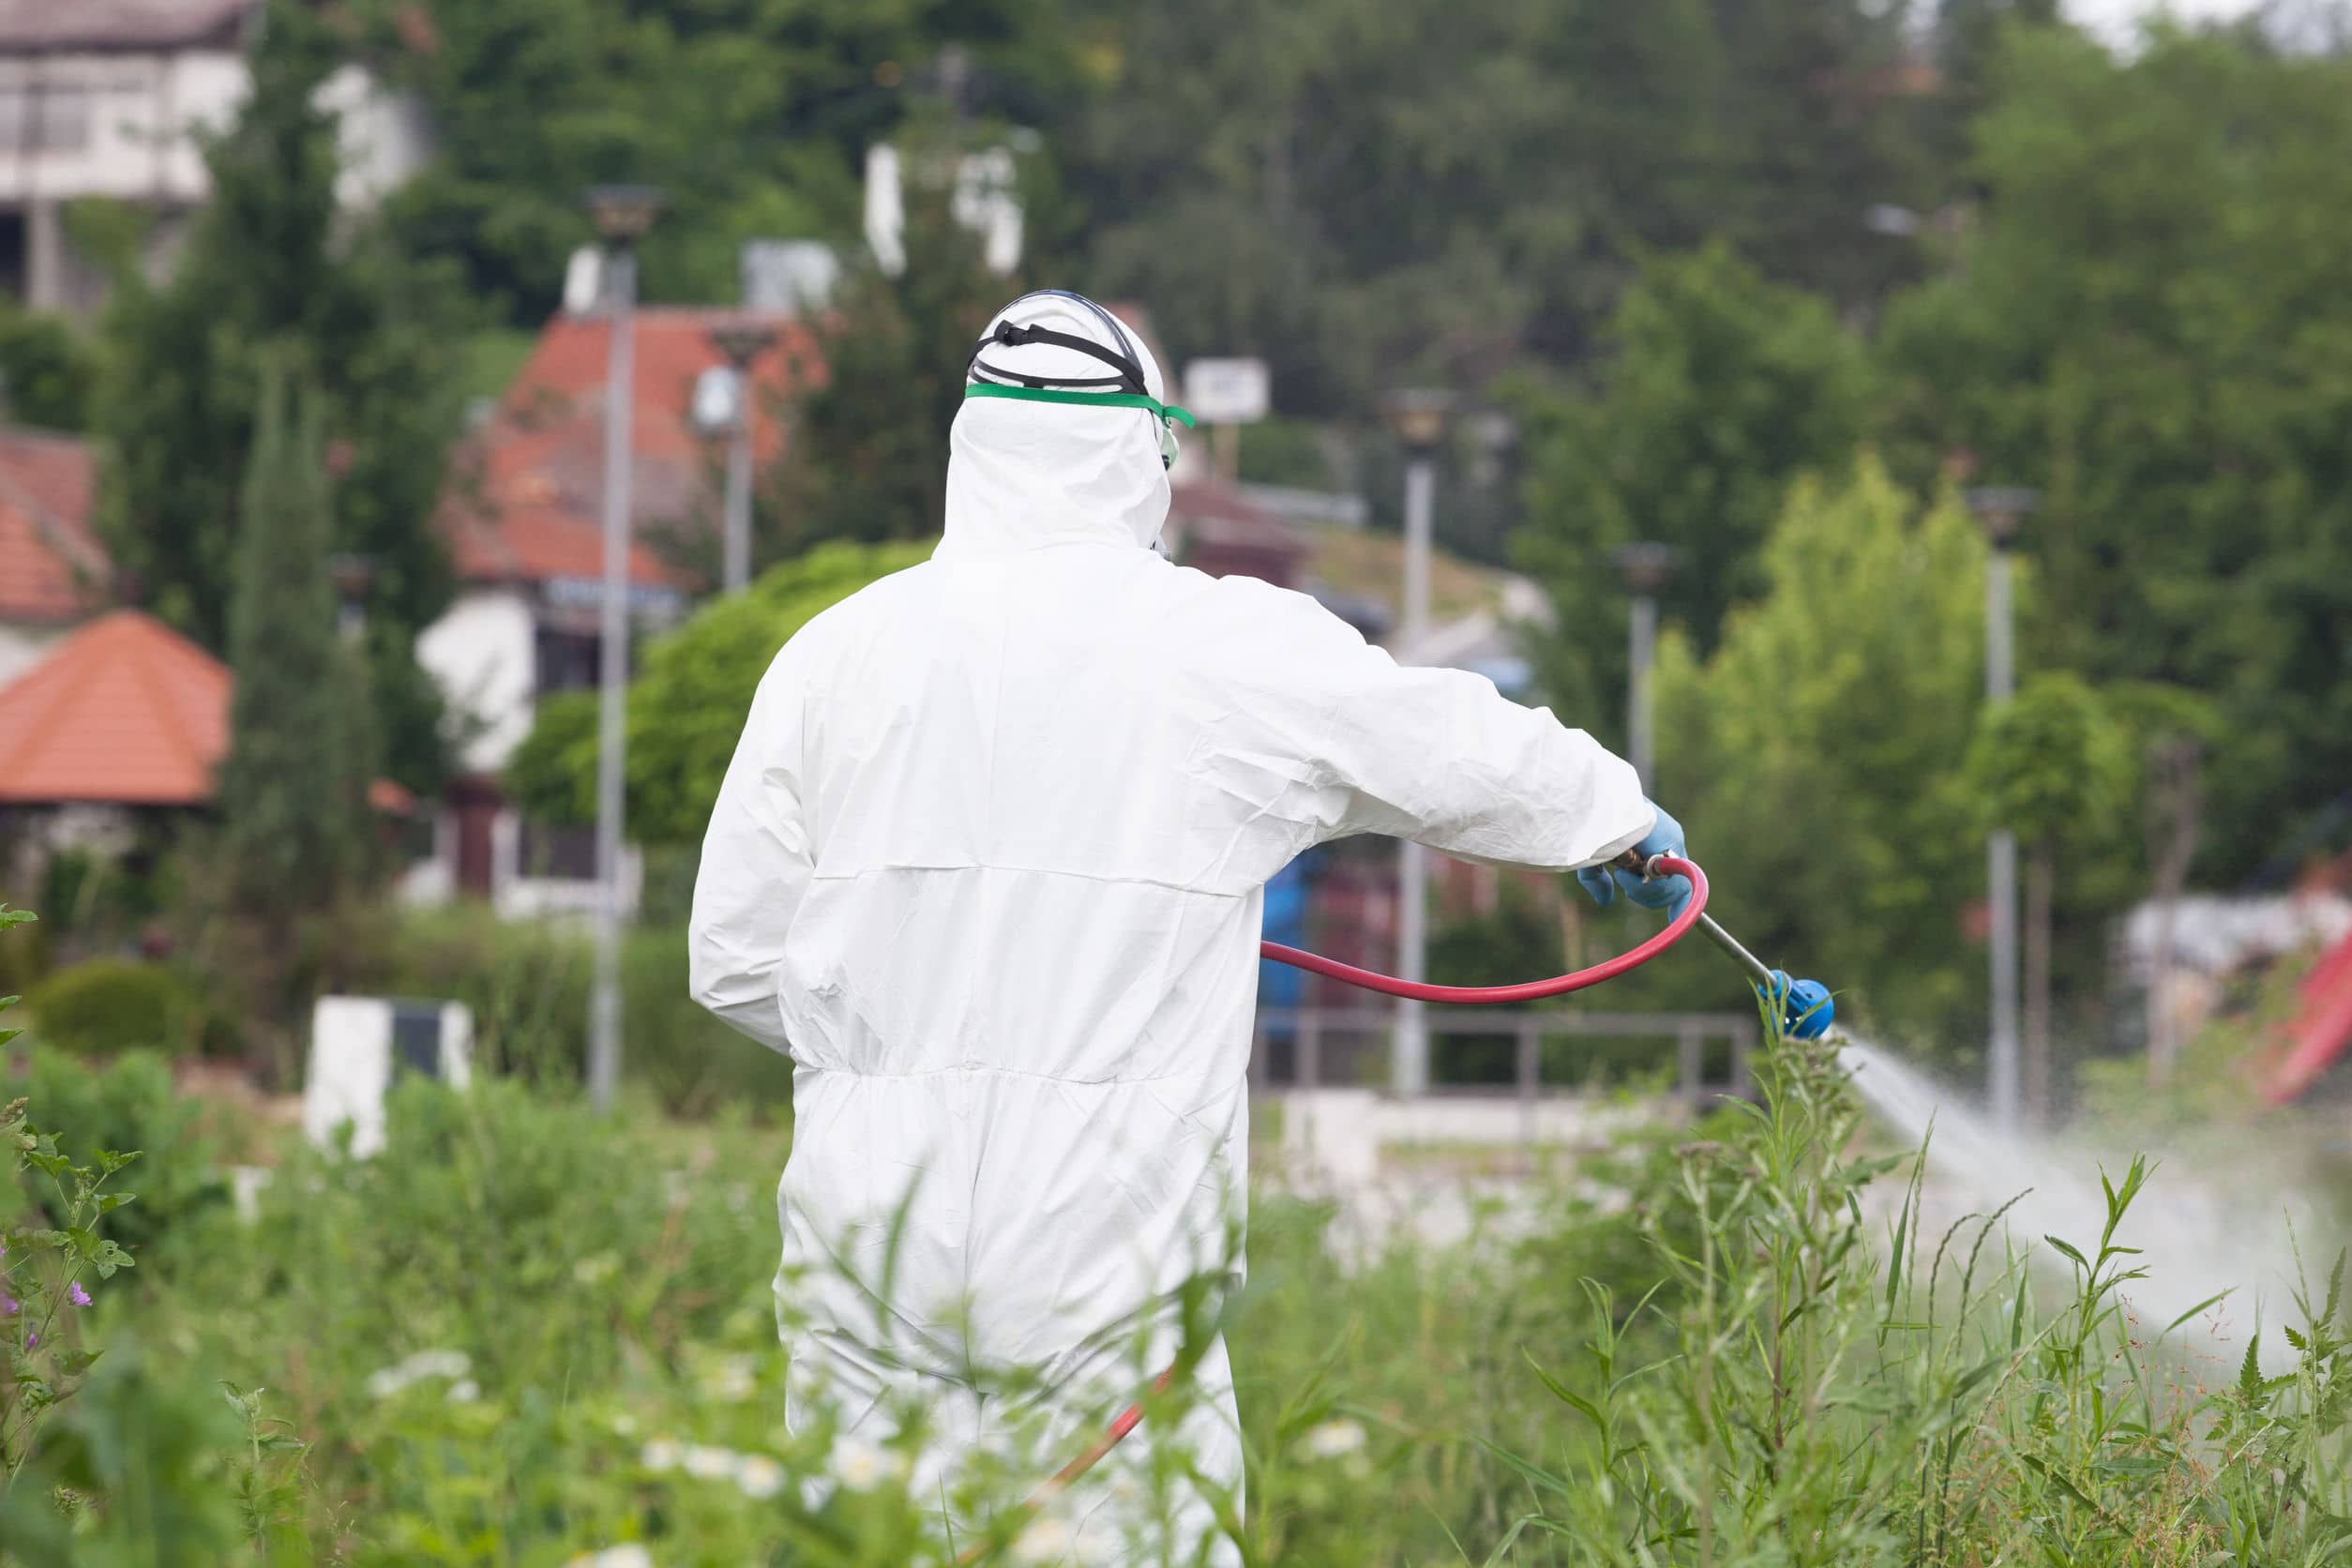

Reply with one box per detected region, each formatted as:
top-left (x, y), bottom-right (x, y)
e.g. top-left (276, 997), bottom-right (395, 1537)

top-left (412, 308), bottom-right (812, 915)
top-left (0, 0), bottom-right (430, 312)
top-left (0, 610), bottom-right (226, 853)
top-left (0, 606), bottom-right (408, 893)
top-left (0, 423), bottom-right (104, 683)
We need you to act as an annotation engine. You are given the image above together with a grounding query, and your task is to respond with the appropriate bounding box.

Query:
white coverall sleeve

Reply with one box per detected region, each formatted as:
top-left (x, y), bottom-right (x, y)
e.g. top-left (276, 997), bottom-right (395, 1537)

top-left (1230, 585), bottom-right (1656, 871)
top-left (687, 646), bottom-right (813, 1053)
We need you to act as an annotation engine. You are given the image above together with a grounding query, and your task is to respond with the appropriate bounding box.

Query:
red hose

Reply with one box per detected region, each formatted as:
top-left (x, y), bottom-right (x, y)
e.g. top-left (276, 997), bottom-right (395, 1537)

top-left (1258, 852), bottom-right (1708, 1003)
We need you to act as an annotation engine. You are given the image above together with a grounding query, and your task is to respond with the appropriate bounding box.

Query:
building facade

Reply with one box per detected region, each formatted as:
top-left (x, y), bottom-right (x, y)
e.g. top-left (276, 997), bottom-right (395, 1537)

top-left (0, 1), bottom-right (430, 312)
top-left (413, 307), bottom-right (809, 916)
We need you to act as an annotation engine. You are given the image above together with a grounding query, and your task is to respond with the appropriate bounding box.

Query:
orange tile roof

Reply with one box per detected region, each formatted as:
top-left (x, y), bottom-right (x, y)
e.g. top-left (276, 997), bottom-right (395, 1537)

top-left (443, 309), bottom-right (820, 591)
top-left (0, 610), bottom-right (413, 810)
top-left (0, 427), bottom-right (108, 626)
top-left (0, 610), bottom-right (228, 805)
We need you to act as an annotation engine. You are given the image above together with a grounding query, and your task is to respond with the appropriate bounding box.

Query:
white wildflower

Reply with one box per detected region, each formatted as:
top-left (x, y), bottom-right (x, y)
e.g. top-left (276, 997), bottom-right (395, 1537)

top-left (608, 1411), bottom-right (638, 1437)
top-left (565, 1547), bottom-right (655, 1568)
top-left (573, 1252), bottom-right (621, 1287)
top-left (365, 1349), bottom-right (472, 1399)
top-left (1011, 1514), bottom-right (1074, 1564)
top-left (682, 1444), bottom-right (738, 1481)
top-left (830, 1434), bottom-right (885, 1490)
top-left (640, 1439), bottom-right (682, 1471)
top-left (701, 1355), bottom-right (757, 1402)
top-left (1302, 1418), bottom-right (1366, 1460)
top-left (446, 1379), bottom-right (479, 1405)
top-left (732, 1454), bottom-right (787, 1500)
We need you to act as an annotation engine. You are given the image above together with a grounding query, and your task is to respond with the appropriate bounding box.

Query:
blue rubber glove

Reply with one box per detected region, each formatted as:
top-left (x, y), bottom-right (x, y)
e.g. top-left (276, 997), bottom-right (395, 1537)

top-left (1576, 803), bottom-right (1692, 924)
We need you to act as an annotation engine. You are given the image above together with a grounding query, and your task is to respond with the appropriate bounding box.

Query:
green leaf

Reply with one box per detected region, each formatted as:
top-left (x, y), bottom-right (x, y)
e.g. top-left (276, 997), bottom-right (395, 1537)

top-left (2164, 1290), bottom-right (2235, 1334)
top-left (1520, 1349), bottom-right (1606, 1433)
top-left (1467, 1437), bottom-right (1574, 1501)
top-left (2043, 1235), bottom-right (2088, 1269)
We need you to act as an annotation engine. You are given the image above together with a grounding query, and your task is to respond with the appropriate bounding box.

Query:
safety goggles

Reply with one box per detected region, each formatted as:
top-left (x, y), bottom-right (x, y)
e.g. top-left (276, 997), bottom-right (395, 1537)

top-left (963, 382), bottom-right (1195, 470)
top-left (965, 299), bottom-right (1195, 471)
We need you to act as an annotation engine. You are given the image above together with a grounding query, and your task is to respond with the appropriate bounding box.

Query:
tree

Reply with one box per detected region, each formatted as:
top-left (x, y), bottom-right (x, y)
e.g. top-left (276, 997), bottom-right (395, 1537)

top-left (216, 364), bottom-right (379, 1078)
top-left (1062, 0), bottom-right (1940, 419)
top-left (1514, 243), bottom-right (1870, 740)
top-left (94, 0), bottom-right (467, 789)
top-left (2104, 682), bottom-right (2222, 1085)
top-left (1875, 25), bottom-right (2352, 879)
top-left (1929, 0), bottom-right (2063, 178)
top-left (0, 305), bottom-right (98, 430)
top-left (505, 540), bottom-right (932, 848)
top-left (1640, 460), bottom-right (1988, 1051)
top-left (775, 173), bottom-right (1010, 552)
top-left (361, 0), bottom-right (1077, 319)
top-left (1966, 672), bottom-right (2135, 1123)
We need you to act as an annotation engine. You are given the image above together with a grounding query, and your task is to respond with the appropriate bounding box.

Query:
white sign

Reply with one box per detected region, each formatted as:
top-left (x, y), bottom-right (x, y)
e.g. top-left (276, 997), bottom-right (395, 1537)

top-left (1183, 358), bottom-right (1271, 425)
top-left (304, 997), bottom-right (474, 1158)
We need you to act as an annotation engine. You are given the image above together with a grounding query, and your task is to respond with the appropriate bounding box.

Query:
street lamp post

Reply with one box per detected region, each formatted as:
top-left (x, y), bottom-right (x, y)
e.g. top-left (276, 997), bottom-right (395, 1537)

top-left (1612, 543), bottom-right (1676, 792)
top-left (585, 184), bottom-right (661, 1113)
top-left (705, 320), bottom-right (779, 596)
top-left (1966, 485), bottom-right (2039, 1131)
top-left (1380, 389), bottom-right (1460, 1098)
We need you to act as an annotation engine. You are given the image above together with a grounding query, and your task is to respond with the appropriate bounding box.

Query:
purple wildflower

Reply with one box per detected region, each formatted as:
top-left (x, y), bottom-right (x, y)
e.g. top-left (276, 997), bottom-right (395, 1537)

top-left (23, 1330), bottom-right (35, 1349)
top-left (0, 1292), bottom-right (16, 1316)
top-left (68, 1282), bottom-right (92, 1308)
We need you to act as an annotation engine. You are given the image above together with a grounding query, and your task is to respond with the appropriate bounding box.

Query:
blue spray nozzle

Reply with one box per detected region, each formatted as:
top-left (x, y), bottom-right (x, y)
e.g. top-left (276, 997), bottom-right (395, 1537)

top-left (1762, 970), bottom-right (1835, 1041)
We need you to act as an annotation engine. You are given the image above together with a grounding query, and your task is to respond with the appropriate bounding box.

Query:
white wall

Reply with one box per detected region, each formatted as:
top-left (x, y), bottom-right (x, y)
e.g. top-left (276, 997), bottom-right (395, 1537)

top-left (318, 66), bottom-right (433, 212)
top-left (0, 53), bottom-right (431, 309)
top-left (0, 50), bottom-right (244, 206)
top-left (0, 622), bottom-right (62, 687)
top-left (416, 588), bottom-right (538, 776)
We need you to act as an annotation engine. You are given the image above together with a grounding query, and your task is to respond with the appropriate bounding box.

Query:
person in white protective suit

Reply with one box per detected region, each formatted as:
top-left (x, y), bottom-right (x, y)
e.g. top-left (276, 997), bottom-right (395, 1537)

top-left (687, 289), bottom-right (1685, 1560)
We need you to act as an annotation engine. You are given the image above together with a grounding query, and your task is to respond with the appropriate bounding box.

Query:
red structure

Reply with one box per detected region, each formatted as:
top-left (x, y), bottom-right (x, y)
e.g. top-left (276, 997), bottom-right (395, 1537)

top-left (2262, 928), bottom-right (2352, 1105)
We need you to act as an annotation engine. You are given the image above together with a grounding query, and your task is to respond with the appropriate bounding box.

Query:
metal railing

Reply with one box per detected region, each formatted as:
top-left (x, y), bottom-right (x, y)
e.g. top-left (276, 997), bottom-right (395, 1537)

top-left (1250, 1007), bottom-right (1758, 1108)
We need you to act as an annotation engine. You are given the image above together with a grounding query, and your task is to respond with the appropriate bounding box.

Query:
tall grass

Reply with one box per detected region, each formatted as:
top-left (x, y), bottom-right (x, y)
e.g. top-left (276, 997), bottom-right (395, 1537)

top-left (8, 995), bottom-right (2352, 1562)
top-left (1477, 1027), bottom-right (2352, 1565)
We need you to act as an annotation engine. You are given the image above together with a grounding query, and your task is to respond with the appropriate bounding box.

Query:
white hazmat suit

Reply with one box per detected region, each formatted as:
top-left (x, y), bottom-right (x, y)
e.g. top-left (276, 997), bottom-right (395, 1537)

top-left (688, 292), bottom-right (1655, 1560)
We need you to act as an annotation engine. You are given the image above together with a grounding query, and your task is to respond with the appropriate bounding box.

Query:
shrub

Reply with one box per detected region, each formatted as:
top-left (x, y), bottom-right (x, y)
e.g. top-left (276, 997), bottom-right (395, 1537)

top-left (13, 1048), bottom-right (222, 1255)
top-left (24, 957), bottom-right (204, 1057)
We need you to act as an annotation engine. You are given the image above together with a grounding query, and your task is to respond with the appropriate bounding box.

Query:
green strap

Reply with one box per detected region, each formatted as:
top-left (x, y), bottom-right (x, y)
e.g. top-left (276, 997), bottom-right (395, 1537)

top-left (965, 381), bottom-right (1197, 429)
